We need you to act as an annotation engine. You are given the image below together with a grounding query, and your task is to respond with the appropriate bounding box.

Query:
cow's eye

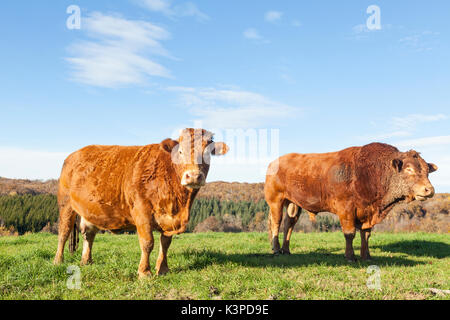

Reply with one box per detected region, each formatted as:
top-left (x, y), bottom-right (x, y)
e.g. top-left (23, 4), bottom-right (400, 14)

top-left (405, 167), bottom-right (415, 175)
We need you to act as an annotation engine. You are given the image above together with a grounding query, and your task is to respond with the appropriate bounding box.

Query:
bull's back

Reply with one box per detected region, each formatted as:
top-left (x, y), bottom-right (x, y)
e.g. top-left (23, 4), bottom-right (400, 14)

top-left (59, 145), bottom-right (143, 229)
top-left (267, 148), bottom-right (358, 213)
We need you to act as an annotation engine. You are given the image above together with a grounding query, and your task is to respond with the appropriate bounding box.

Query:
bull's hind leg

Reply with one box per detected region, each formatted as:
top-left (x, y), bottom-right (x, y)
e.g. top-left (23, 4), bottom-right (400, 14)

top-left (360, 229), bottom-right (372, 260)
top-left (80, 218), bottom-right (99, 265)
top-left (156, 234), bottom-right (172, 276)
top-left (267, 199), bottom-right (284, 255)
top-left (54, 204), bottom-right (77, 265)
top-left (281, 203), bottom-right (300, 255)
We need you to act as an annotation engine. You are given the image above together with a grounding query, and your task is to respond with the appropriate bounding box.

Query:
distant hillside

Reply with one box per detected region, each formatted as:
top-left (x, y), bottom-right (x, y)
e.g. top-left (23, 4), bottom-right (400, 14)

top-left (197, 181), bottom-right (265, 202)
top-left (0, 177), bottom-right (58, 196)
top-left (0, 177), bottom-right (448, 234)
top-left (0, 177), bottom-right (265, 202)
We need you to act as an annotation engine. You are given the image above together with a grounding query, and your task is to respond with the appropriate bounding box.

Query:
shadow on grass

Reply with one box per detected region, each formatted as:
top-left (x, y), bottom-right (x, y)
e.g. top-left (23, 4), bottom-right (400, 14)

top-left (177, 247), bottom-right (426, 272)
top-left (372, 240), bottom-right (450, 259)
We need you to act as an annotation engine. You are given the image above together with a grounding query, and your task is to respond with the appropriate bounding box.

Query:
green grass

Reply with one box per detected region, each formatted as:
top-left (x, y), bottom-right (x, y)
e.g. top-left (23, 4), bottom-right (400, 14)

top-left (0, 232), bottom-right (449, 300)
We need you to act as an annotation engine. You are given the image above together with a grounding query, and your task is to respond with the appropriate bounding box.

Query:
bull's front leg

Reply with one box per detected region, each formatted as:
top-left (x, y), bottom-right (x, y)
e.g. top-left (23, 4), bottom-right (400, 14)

top-left (340, 215), bottom-right (357, 262)
top-left (156, 234), bottom-right (172, 276)
top-left (360, 229), bottom-right (372, 260)
top-left (136, 223), bottom-right (154, 279)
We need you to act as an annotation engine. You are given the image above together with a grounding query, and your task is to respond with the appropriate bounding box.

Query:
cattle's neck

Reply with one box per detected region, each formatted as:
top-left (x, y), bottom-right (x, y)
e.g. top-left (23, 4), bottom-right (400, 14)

top-left (353, 146), bottom-right (409, 227)
top-left (137, 146), bottom-right (203, 234)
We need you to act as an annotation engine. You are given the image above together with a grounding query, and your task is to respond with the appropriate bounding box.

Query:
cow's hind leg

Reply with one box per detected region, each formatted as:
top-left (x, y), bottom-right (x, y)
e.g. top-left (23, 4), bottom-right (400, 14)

top-left (80, 218), bottom-right (99, 265)
top-left (360, 229), bottom-right (372, 260)
top-left (268, 199), bottom-right (284, 255)
top-left (156, 234), bottom-right (172, 276)
top-left (281, 203), bottom-right (300, 255)
top-left (54, 204), bottom-right (77, 265)
top-left (136, 223), bottom-right (154, 279)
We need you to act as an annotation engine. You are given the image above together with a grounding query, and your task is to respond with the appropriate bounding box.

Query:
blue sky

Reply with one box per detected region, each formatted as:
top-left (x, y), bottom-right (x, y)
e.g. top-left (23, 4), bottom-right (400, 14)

top-left (0, 0), bottom-right (449, 191)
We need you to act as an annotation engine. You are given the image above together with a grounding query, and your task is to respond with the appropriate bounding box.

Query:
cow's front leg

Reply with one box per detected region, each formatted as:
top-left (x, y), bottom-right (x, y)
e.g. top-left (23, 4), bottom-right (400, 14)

top-left (156, 234), bottom-right (172, 276)
top-left (340, 216), bottom-right (356, 262)
top-left (360, 229), bottom-right (372, 260)
top-left (136, 223), bottom-right (154, 279)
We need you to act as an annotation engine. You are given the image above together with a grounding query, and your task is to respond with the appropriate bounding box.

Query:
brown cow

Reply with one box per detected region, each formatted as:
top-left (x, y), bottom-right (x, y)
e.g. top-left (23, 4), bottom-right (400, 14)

top-left (53, 128), bottom-right (229, 278)
top-left (265, 142), bottom-right (437, 261)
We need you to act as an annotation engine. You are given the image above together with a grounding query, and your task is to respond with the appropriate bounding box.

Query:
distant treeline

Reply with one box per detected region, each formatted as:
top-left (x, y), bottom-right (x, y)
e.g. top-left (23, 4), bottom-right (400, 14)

top-left (0, 194), bottom-right (58, 234)
top-left (0, 194), bottom-right (342, 235)
top-left (187, 198), bottom-right (270, 232)
top-left (0, 194), bottom-right (273, 235)
top-left (2, 193), bottom-right (448, 235)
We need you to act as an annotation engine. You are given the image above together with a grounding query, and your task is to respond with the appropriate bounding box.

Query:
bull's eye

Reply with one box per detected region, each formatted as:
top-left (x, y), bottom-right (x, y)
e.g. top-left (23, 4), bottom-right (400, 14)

top-left (405, 167), bottom-right (415, 175)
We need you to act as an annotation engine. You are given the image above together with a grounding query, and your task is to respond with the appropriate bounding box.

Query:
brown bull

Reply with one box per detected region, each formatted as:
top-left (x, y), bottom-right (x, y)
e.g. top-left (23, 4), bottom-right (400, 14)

top-left (265, 142), bottom-right (437, 261)
top-left (53, 128), bottom-right (229, 278)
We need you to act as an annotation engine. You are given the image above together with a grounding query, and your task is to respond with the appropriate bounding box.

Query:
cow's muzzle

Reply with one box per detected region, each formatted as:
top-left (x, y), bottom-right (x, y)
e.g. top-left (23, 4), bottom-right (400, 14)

top-left (181, 170), bottom-right (205, 189)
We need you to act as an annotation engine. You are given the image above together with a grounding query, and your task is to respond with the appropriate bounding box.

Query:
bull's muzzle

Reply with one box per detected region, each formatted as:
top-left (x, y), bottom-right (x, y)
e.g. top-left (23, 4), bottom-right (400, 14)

top-left (415, 185), bottom-right (435, 201)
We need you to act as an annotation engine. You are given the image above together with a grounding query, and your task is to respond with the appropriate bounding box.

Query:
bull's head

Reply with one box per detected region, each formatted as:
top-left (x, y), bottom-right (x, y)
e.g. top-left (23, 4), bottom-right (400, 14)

top-left (391, 150), bottom-right (438, 202)
top-left (160, 128), bottom-right (229, 189)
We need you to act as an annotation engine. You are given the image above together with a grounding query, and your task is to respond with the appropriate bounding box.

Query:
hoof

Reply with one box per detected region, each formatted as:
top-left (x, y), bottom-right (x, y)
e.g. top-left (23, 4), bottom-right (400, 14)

top-left (272, 250), bottom-right (282, 256)
top-left (281, 249), bottom-right (291, 255)
top-left (138, 270), bottom-right (153, 279)
top-left (346, 256), bottom-right (357, 263)
top-left (80, 259), bottom-right (93, 266)
top-left (156, 267), bottom-right (170, 276)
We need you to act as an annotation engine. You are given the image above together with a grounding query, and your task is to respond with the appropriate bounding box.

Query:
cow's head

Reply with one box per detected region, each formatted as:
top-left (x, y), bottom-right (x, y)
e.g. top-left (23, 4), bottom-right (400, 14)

top-left (390, 150), bottom-right (437, 202)
top-left (160, 128), bottom-right (229, 189)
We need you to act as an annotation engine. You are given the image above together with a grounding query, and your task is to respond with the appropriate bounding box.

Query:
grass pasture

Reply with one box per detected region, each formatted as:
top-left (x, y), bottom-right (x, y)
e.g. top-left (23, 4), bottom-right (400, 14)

top-left (0, 232), bottom-right (449, 300)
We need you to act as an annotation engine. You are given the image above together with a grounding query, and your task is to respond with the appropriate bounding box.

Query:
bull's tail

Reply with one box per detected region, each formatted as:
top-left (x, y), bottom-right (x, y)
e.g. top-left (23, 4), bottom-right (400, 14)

top-left (69, 215), bottom-right (80, 254)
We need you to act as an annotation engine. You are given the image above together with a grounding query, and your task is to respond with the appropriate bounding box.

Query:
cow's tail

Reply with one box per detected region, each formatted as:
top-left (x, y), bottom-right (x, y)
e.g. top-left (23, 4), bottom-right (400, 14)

top-left (69, 215), bottom-right (80, 254)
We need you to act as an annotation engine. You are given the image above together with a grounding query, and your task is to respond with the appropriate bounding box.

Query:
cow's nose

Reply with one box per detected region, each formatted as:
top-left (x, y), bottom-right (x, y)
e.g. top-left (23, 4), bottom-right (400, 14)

top-left (185, 171), bottom-right (203, 181)
top-left (182, 171), bottom-right (205, 186)
top-left (423, 186), bottom-right (435, 197)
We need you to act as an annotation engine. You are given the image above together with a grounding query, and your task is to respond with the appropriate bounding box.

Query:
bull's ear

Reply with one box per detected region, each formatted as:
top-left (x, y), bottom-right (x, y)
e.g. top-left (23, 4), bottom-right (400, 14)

top-left (428, 163), bottom-right (438, 173)
top-left (211, 142), bottom-right (229, 156)
top-left (392, 159), bottom-right (403, 172)
top-left (160, 139), bottom-right (178, 153)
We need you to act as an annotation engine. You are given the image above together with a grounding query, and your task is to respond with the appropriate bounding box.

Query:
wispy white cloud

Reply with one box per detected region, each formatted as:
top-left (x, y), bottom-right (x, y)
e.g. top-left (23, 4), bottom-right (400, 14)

top-left (265, 11), bottom-right (283, 23)
top-left (137, 0), bottom-right (210, 22)
top-left (367, 113), bottom-right (448, 141)
top-left (167, 86), bottom-right (300, 128)
top-left (352, 24), bottom-right (372, 34)
top-left (138, 0), bottom-right (171, 14)
top-left (350, 23), bottom-right (393, 40)
top-left (243, 28), bottom-right (263, 40)
top-left (66, 12), bottom-right (172, 88)
top-left (243, 28), bottom-right (269, 44)
top-left (396, 135), bottom-right (450, 149)
top-left (391, 113), bottom-right (447, 130)
top-left (399, 31), bottom-right (439, 52)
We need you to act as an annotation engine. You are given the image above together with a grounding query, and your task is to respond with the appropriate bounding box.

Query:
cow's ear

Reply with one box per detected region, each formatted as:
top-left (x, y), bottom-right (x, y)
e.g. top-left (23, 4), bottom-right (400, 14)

top-left (211, 142), bottom-right (229, 156)
top-left (160, 139), bottom-right (178, 153)
top-left (428, 163), bottom-right (438, 173)
top-left (391, 159), bottom-right (403, 172)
